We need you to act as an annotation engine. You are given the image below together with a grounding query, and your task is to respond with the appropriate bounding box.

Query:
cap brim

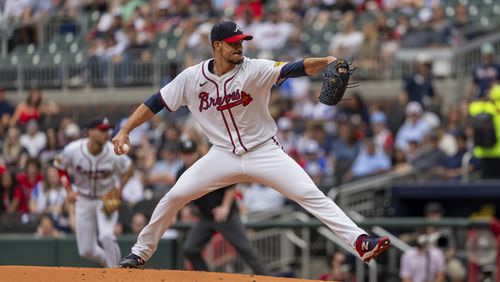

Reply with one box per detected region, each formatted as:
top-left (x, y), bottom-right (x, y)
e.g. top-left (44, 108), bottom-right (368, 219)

top-left (223, 34), bottom-right (253, 43)
top-left (95, 124), bottom-right (113, 130)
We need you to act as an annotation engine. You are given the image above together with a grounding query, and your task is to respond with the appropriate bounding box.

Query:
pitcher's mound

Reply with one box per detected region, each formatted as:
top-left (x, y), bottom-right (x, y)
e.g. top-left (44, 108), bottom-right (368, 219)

top-left (0, 266), bottom-right (320, 282)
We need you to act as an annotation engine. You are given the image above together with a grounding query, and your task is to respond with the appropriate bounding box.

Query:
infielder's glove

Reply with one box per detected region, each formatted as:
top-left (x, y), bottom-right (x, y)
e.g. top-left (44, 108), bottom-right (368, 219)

top-left (101, 188), bottom-right (122, 216)
top-left (319, 58), bottom-right (358, 106)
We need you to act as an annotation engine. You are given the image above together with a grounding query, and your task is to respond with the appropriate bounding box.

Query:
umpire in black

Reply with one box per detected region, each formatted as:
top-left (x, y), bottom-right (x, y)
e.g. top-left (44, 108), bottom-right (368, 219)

top-left (177, 139), bottom-right (269, 275)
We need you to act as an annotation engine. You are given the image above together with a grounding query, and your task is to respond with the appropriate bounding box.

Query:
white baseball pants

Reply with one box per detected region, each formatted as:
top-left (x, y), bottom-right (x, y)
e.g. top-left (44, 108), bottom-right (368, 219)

top-left (75, 195), bottom-right (121, 267)
top-left (132, 138), bottom-right (366, 260)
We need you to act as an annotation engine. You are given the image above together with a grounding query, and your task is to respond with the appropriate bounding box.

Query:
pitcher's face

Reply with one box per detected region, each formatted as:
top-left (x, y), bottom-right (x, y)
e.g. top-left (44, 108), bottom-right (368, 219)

top-left (214, 40), bottom-right (244, 65)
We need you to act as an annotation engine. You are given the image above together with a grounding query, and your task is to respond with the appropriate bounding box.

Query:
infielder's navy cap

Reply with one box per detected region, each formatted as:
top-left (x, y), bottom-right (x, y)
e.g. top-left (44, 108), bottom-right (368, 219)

top-left (88, 116), bottom-right (113, 130)
top-left (179, 139), bottom-right (197, 154)
top-left (210, 21), bottom-right (253, 44)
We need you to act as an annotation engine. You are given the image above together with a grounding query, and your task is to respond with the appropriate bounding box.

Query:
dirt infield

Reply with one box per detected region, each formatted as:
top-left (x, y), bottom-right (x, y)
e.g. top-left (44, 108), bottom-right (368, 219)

top-left (0, 266), bottom-right (322, 282)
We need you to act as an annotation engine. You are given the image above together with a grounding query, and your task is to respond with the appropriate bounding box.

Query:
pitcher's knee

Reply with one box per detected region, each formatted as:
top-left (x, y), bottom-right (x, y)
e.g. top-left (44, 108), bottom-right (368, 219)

top-left (163, 190), bottom-right (193, 205)
top-left (291, 186), bottom-right (324, 202)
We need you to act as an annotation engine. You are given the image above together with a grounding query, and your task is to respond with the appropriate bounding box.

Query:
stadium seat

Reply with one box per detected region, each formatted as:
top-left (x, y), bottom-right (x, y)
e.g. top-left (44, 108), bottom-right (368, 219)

top-left (11, 44), bottom-right (36, 56)
top-left (48, 42), bottom-right (58, 54)
top-left (445, 6), bottom-right (455, 17)
top-left (156, 38), bottom-right (169, 50)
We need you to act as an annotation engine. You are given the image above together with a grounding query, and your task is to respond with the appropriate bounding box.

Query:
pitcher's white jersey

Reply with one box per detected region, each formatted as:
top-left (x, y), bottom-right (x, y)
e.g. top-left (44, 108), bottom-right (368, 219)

top-left (159, 57), bottom-right (286, 155)
top-left (54, 138), bottom-right (132, 198)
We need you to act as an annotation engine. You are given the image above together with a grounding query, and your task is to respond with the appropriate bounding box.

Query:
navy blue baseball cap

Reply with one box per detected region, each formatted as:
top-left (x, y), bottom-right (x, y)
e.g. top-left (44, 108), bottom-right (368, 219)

top-left (210, 21), bottom-right (253, 44)
top-left (88, 116), bottom-right (113, 130)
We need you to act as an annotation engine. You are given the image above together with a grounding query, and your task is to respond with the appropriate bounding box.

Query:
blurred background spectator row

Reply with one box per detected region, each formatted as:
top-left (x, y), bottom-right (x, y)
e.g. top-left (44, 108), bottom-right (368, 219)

top-left (0, 0), bottom-right (499, 89)
top-left (2, 82), bottom-right (499, 236)
top-left (0, 0), bottom-right (498, 232)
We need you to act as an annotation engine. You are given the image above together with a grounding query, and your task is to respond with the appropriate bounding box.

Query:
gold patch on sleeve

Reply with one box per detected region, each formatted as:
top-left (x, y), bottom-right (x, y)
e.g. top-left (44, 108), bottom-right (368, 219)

top-left (274, 61), bottom-right (286, 67)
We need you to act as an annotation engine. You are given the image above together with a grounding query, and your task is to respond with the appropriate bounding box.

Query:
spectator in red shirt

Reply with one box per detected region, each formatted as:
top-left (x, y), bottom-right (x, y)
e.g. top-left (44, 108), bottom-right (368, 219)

top-left (319, 251), bottom-right (355, 281)
top-left (235, 0), bottom-right (263, 21)
top-left (11, 158), bottom-right (43, 214)
top-left (0, 168), bottom-right (17, 214)
top-left (370, 111), bottom-right (394, 153)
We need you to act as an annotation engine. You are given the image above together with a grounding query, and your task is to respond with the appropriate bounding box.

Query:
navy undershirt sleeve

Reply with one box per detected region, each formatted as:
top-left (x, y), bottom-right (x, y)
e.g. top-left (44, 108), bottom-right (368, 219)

top-left (281, 60), bottom-right (306, 78)
top-left (277, 60), bottom-right (306, 86)
top-left (144, 92), bottom-right (164, 114)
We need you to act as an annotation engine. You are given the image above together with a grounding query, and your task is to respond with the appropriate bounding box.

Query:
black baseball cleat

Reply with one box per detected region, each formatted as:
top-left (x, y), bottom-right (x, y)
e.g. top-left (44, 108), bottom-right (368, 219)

top-left (355, 235), bottom-right (391, 262)
top-left (119, 253), bottom-right (146, 269)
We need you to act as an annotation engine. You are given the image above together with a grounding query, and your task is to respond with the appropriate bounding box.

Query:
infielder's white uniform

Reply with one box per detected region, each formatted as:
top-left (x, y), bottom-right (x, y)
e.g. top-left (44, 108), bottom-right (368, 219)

top-left (131, 57), bottom-right (366, 260)
top-left (55, 138), bottom-right (132, 267)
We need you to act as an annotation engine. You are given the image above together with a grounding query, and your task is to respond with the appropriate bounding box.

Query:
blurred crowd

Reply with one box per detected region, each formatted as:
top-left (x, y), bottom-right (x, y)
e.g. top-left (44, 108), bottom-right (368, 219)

top-left (0, 40), bottom-right (498, 238)
top-left (1, 0), bottom-right (495, 80)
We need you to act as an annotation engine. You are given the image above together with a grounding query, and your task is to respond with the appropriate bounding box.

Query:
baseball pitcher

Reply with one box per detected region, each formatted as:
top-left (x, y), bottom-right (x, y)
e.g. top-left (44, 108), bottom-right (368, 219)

top-left (114, 21), bottom-right (390, 269)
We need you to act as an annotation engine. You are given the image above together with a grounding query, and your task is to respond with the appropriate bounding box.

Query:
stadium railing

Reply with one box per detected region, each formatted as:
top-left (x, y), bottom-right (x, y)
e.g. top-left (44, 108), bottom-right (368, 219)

top-left (170, 217), bottom-right (495, 280)
top-left (2, 11), bottom-right (500, 91)
top-left (0, 217), bottom-right (495, 280)
top-left (394, 31), bottom-right (500, 80)
top-left (203, 210), bottom-right (310, 277)
top-left (327, 170), bottom-right (416, 217)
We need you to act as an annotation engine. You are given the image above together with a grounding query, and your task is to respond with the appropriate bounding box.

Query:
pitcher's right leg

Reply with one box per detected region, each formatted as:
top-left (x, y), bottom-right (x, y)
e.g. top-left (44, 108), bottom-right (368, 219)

top-left (122, 147), bottom-right (243, 266)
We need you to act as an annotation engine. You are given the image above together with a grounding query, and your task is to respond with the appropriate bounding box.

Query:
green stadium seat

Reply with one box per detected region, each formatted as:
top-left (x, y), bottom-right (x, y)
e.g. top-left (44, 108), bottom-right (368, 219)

top-left (30, 53), bottom-right (42, 66)
top-left (157, 38), bottom-right (169, 50)
top-left (445, 6), bottom-right (455, 17)
top-left (172, 27), bottom-right (183, 39)
top-left (300, 32), bottom-right (311, 43)
top-left (74, 52), bottom-right (86, 65)
top-left (154, 48), bottom-right (184, 63)
top-left (69, 42), bottom-right (80, 54)
top-left (9, 54), bottom-right (19, 66)
top-left (91, 11), bottom-right (101, 24)
top-left (480, 16), bottom-right (490, 28)
top-left (12, 44), bottom-right (37, 56)
top-left (64, 33), bottom-right (75, 44)
top-left (52, 53), bottom-right (63, 65)
top-left (323, 31), bottom-right (334, 42)
top-left (48, 42), bottom-right (58, 54)
top-left (468, 5), bottom-right (478, 17)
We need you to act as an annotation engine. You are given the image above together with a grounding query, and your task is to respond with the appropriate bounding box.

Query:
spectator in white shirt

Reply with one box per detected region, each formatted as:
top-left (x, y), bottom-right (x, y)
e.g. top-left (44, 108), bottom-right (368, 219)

top-left (400, 234), bottom-right (446, 282)
top-left (252, 9), bottom-right (293, 50)
top-left (346, 137), bottom-right (391, 181)
top-left (395, 102), bottom-right (432, 152)
top-left (329, 12), bottom-right (364, 58)
top-left (239, 183), bottom-right (286, 214)
top-left (3, 0), bottom-right (31, 20)
top-left (120, 159), bottom-right (144, 206)
top-left (147, 143), bottom-right (182, 198)
top-left (20, 120), bottom-right (47, 157)
top-left (276, 116), bottom-right (299, 153)
top-left (29, 165), bottom-right (67, 222)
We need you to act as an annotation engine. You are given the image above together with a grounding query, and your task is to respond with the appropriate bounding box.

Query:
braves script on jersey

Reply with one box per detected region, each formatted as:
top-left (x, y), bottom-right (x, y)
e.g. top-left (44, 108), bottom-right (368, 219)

top-left (159, 57), bottom-right (286, 155)
top-left (55, 139), bottom-right (132, 197)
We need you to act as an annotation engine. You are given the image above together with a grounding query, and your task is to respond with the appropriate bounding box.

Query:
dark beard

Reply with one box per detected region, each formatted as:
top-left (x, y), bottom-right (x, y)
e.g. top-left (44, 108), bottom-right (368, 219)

top-left (228, 57), bottom-right (243, 65)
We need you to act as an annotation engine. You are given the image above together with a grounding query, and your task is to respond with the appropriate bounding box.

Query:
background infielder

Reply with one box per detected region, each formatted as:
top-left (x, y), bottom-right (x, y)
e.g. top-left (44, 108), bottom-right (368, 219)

top-left (115, 21), bottom-right (391, 269)
top-left (54, 116), bottom-right (134, 267)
